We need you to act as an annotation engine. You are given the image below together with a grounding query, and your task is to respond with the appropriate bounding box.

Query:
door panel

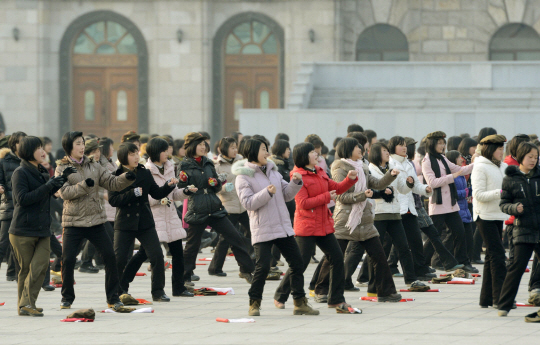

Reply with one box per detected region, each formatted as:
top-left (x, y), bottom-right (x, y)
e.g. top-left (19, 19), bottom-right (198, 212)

top-left (224, 65), bottom-right (279, 136)
top-left (107, 68), bottom-right (138, 142)
top-left (73, 68), bottom-right (106, 137)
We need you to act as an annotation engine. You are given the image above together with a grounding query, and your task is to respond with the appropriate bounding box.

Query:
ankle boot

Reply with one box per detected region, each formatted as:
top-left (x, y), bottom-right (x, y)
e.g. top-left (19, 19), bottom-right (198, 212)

top-left (249, 299), bottom-right (261, 316)
top-left (293, 297), bottom-right (319, 315)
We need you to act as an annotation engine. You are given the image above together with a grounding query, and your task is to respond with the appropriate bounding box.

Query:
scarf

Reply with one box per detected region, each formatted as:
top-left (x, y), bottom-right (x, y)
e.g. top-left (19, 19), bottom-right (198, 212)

top-left (492, 158), bottom-right (501, 168)
top-left (70, 156), bottom-right (84, 165)
top-left (429, 153), bottom-right (457, 206)
top-left (342, 159), bottom-right (367, 233)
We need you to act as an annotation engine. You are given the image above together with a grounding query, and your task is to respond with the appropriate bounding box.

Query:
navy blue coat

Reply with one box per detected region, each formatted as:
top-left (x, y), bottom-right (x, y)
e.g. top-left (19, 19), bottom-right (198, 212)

top-left (455, 175), bottom-right (472, 223)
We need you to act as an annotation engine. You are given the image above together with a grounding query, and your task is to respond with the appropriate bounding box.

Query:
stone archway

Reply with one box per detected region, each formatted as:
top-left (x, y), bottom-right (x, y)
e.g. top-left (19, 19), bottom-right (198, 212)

top-left (212, 12), bottom-right (285, 139)
top-left (59, 10), bottom-right (148, 141)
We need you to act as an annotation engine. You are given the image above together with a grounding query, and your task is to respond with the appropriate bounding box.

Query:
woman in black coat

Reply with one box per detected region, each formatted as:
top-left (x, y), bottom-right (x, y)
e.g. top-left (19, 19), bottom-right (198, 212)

top-left (109, 142), bottom-right (177, 302)
top-left (498, 142), bottom-right (540, 316)
top-left (179, 132), bottom-right (255, 284)
top-left (0, 132), bottom-right (26, 281)
top-left (9, 136), bottom-right (72, 316)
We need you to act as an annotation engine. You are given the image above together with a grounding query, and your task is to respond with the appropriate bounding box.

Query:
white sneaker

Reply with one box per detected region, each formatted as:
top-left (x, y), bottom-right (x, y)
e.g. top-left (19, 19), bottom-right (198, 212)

top-left (355, 281), bottom-right (368, 287)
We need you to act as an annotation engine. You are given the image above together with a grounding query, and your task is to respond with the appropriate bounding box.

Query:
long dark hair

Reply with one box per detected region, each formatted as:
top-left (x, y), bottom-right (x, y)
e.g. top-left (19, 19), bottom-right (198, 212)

top-left (457, 137), bottom-right (477, 158)
top-left (99, 137), bottom-right (114, 160)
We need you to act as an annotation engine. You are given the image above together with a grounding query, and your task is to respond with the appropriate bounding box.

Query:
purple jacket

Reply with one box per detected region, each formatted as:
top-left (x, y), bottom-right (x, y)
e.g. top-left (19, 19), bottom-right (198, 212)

top-left (233, 159), bottom-right (302, 245)
top-left (455, 175), bottom-right (472, 223)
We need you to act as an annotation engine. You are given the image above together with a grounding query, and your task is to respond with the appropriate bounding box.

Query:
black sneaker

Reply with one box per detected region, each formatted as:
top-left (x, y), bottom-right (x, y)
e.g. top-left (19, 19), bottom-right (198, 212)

top-left (152, 294), bottom-right (171, 302)
top-left (6, 275), bottom-right (16, 282)
top-left (377, 294), bottom-right (402, 303)
top-left (173, 291), bottom-right (194, 297)
top-left (462, 265), bottom-right (479, 273)
top-left (42, 284), bottom-right (56, 291)
top-left (74, 260), bottom-right (82, 269)
top-left (429, 268), bottom-right (436, 273)
top-left (191, 274), bottom-right (200, 281)
top-left (209, 272), bottom-right (227, 277)
top-left (79, 264), bottom-right (99, 274)
top-left (60, 301), bottom-right (72, 309)
top-left (471, 259), bottom-right (484, 265)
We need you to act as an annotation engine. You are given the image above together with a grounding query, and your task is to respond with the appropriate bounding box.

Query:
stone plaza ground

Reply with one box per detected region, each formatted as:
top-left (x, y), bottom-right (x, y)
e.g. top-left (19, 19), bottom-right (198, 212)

top-left (1, 249), bottom-right (539, 345)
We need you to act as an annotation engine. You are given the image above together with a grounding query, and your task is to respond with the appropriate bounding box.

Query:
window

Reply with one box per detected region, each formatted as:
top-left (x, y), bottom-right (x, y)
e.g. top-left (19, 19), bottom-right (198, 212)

top-left (259, 91), bottom-right (269, 109)
top-left (117, 91), bottom-right (127, 121)
top-left (356, 24), bottom-right (409, 61)
top-left (225, 21), bottom-right (277, 55)
top-left (84, 90), bottom-right (95, 121)
top-left (490, 23), bottom-right (540, 61)
top-left (233, 90), bottom-right (244, 121)
top-left (73, 21), bottom-right (137, 55)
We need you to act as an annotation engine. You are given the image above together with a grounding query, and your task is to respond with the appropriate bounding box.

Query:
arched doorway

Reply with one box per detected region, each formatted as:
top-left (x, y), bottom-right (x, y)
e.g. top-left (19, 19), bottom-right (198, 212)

top-left (356, 24), bottom-right (409, 61)
top-left (489, 23), bottom-right (540, 60)
top-left (59, 11), bottom-right (148, 142)
top-left (213, 13), bottom-right (284, 138)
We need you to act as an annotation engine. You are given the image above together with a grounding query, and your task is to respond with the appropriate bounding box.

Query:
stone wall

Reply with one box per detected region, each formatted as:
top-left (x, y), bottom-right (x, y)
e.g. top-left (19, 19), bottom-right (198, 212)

top-left (340, 0), bottom-right (540, 62)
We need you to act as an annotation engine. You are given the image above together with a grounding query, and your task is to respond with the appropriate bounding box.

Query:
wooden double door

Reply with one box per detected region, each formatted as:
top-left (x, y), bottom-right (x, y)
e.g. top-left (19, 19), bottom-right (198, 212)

top-left (72, 66), bottom-right (138, 142)
top-left (224, 55), bottom-right (279, 136)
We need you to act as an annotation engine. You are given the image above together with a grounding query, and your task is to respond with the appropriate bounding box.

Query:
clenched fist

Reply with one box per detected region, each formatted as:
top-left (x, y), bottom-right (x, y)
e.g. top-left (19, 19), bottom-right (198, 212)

top-left (292, 172), bottom-right (302, 181)
top-left (407, 176), bottom-right (414, 184)
top-left (364, 189), bottom-right (373, 198)
top-left (390, 169), bottom-right (400, 176)
top-left (329, 190), bottom-right (337, 200)
top-left (517, 203), bottom-right (524, 213)
top-left (347, 170), bottom-right (358, 180)
top-left (267, 185), bottom-right (277, 195)
top-left (426, 186), bottom-right (432, 193)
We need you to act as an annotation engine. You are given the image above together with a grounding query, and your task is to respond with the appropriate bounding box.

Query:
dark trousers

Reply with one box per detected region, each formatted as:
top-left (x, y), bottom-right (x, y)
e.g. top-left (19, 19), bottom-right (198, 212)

top-left (422, 223), bottom-right (460, 269)
top-left (183, 216), bottom-right (255, 281)
top-left (122, 239), bottom-right (186, 296)
top-left (476, 218), bottom-right (506, 306)
top-left (209, 212), bottom-right (252, 274)
top-left (498, 242), bottom-right (540, 312)
top-left (82, 221), bottom-right (114, 266)
top-left (275, 233), bottom-right (345, 305)
top-left (401, 213), bottom-right (431, 276)
top-left (344, 241), bottom-right (365, 288)
top-left (43, 234), bottom-right (63, 286)
top-left (0, 219), bottom-right (18, 277)
top-left (463, 221), bottom-right (475, 263)
top-left (114, 228), bottom-right (165, 297)
top-left (315, 236), bottom-right (397, 298)
top-left (61, 224), bottom-right (120, 304)
top-left (374, 219), bottom-right (417, 283)
top-left (249, 236), bottom-right (305, 300)
top-left (430, 212), bottom-right (470, 265)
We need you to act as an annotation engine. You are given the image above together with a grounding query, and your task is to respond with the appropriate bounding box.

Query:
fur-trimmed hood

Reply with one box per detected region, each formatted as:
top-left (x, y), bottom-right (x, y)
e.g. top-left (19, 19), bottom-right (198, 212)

top-left (56, 155), bottom-right (96, 167)
top-left (0, 148), bottom-right (12, 160)
top-left (232, 158), bottom-right (277, 177)
top-left (268, 155), bottom-right (286, 166)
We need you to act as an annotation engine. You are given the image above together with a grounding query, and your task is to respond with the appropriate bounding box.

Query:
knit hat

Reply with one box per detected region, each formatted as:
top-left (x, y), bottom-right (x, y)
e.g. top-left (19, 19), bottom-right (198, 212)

top-left (404, 137), bottom-right (417, 146)
top-left (0, 135), bottom-right (11, 149)
top-left (480, 134), bottom-right (507, 145)
top-left (425, 131), bottom-right (446, 140)
top-left (121, 131), bottom-right (141, 143)
top-left (84, 139), bottom-right (102, 155)
top-left (184, 132), bottom-right (208, 149)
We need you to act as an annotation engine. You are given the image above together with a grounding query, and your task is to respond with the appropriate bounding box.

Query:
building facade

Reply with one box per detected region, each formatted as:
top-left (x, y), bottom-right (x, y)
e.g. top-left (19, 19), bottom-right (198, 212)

top-left (1, 0), bottom-right (540, 145)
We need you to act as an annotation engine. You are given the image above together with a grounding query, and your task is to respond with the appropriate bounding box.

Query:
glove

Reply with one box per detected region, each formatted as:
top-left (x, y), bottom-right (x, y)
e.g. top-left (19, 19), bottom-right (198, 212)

top-left (160, 198), bottom-right (171, 207)
top-left (217, 173), bottom-right (228, 183)
top-left (134, 187), bottom-right (142, 197)
top-left (61, 166), bottom-right (77, 179)
top-left (85, 178), bottom-right (94, 187)
top-left (125, 171), bottom-right (136, 181)
top-left (47, 176), bottom-right (66, 189)
top-left (224, 182), bottom-right (234, 193)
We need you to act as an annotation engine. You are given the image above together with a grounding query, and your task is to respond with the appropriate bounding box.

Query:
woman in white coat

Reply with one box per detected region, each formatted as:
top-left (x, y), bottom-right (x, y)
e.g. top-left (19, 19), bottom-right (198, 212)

top-left (368, 142), bottom-right (420, 284)
top-left (120, 138), bottom-right (196, 297)
top-left (471, 134), bottom-right (509, 308)
top-left (388, 136), bottom-right (436, 279)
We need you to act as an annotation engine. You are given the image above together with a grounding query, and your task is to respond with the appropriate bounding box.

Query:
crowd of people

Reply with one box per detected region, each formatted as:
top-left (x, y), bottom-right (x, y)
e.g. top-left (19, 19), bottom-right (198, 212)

top-left (0, 124), bottom-right (539, 322)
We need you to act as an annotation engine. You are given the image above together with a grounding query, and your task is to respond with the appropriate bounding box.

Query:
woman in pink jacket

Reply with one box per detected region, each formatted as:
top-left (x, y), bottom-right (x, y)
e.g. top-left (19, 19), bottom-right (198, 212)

top-left (421, 131), bottom-right (477, 273)
top-left (120, 138), bottom-right (196, 298)
top-left (234, 138), bottom-right (317, 317)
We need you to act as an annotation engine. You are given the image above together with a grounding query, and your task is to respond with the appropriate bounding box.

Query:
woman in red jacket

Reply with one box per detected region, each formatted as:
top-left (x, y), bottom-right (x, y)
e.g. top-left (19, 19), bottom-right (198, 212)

top-left (274, 142), bottom-right (358, 312)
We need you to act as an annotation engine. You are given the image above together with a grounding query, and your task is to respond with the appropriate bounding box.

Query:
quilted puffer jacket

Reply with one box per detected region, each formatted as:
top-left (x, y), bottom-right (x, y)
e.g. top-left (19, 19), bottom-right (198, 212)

top-left (55, 156), bottom-right (134, 228)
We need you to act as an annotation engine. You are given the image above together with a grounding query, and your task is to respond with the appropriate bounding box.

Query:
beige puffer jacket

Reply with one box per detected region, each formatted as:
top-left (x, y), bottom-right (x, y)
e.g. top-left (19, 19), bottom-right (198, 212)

top-left (332, 160), bottom-right (396, 242)
top-left (55, 156), bottom-right (134, 228)
top-left (214, 154), bottom-right (246, 215)
top-left (98, 155), bottom-right (118, 222)
top-left (146, 158), bottom-right (187, 243)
